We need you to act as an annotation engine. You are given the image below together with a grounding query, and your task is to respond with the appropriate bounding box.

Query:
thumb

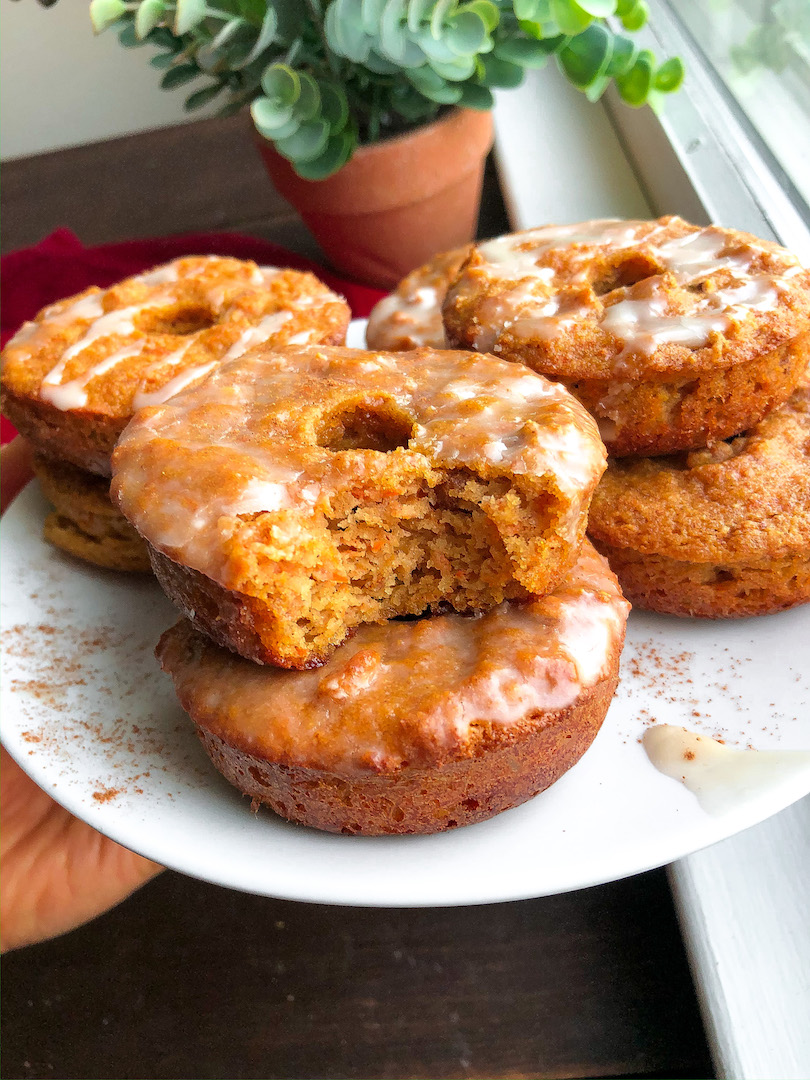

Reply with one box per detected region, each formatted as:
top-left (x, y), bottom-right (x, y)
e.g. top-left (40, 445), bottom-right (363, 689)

top-left (1, 438), bottom-right (34, 514)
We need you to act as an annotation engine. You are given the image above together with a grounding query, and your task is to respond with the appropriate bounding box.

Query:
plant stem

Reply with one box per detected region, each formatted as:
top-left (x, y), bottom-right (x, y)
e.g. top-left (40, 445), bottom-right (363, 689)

top-left (368, 82), bottom-right (382, 142)
top-left (304, 0), bottom-right (341, 80)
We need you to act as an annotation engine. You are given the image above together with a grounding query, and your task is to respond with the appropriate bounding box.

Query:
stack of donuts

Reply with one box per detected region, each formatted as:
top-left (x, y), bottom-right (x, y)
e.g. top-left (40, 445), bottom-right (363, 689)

top-left (369, 216), bottom-right (810, 619)
top-left (1, 251), bottom-right (631, 835)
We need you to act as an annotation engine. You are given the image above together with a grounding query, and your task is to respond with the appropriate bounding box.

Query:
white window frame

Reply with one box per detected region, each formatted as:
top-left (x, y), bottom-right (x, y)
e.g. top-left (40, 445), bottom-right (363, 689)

top-left (491, 13), bottom-right (810, 1074)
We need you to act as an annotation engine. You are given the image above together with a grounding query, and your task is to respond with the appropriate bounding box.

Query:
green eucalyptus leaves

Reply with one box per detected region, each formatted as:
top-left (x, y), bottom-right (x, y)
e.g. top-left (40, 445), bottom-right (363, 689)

top-left (89, 0), bottom-right (684, 178)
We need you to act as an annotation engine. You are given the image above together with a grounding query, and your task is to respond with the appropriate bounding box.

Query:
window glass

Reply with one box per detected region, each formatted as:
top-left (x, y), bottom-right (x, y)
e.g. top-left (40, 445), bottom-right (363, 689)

top-left (667, 0), bottom-right (810, 211)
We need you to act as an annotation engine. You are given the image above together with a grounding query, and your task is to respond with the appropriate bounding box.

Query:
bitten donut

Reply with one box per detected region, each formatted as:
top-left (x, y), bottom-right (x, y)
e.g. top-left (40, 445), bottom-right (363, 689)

top-left (443, 217), bottom-right (810, 455)
top-left (157, 541), bottom-right (629, 835)
top-left (366, 246), bottom-right (470, 350)
top-left (1, 256), bottom-right (350, 476)
top-left (113, 344), bottom-right (606, 669)
top-left (588, 369), bottom-right (810, 618)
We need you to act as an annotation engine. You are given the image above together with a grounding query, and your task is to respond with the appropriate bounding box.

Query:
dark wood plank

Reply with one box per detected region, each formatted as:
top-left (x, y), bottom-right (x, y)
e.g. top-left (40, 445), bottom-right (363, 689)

top-left (0, 113), bottom-right (321, 259)
top-left (0, 114), bottom-right (509, 259)
top-left (1, 868), bottom-right (712, 1080)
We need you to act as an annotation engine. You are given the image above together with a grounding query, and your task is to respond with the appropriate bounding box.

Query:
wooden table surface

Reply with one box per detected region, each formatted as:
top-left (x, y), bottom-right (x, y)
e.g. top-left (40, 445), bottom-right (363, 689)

top-left (1, 114), bottom-right (714, 1080)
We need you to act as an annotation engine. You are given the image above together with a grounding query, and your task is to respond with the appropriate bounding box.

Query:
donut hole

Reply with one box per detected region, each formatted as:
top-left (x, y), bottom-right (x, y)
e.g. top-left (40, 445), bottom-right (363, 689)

top-left (139, 303), bottom-right (218, 336)
top-left (317, 403), bottom-right (414, 453)
top-left (590, 253), bottom-right (662, 296)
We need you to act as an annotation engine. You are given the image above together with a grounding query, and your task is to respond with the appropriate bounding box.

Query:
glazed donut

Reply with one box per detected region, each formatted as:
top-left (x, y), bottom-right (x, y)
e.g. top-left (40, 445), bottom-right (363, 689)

top-left (588, 368), bottom-right (810, 618)
top-left (113, 344), bottom-right (606, 669)
top-left (33, 454), bottom-right (151, 573)
top-left (366, 246), bottom-right (470, 350)
top-left (156, 541), bottom-right (629, 835)
top-left (443, 216), bottom-right (810, 455)
top-left (1, 255), bottom-right (350, 477)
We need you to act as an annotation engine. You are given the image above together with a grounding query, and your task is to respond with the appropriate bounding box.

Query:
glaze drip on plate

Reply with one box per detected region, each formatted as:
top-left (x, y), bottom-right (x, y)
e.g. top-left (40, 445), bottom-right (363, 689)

top-left (643, 725), bottom-right (810, 815)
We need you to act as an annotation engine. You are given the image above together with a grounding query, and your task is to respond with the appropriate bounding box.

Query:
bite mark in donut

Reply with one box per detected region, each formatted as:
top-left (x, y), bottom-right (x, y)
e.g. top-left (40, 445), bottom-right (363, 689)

top-left (156, 542), bottom-right (630, 834)
top-left (113, 345), bottom-right (606, 668)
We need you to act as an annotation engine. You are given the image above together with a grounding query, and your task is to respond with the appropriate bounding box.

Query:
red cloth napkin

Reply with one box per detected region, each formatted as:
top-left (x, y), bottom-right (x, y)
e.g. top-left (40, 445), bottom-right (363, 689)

top-left (1, 229), bottom-right (386, 444)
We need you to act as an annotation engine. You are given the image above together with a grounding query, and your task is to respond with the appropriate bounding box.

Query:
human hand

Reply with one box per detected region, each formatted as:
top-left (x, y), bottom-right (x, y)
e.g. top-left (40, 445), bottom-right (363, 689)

top-left (1, 438), bottom-right (163, 951)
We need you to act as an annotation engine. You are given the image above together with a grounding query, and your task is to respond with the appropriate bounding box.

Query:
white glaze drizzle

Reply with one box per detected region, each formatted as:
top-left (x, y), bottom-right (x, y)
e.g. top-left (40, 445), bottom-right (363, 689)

top-left (366, 286), bottom-right (445, 349)
top-left (39, 292), bottom-right (105, 330)
top-left (408, 365), bottom-right (598, 492)
top-left (133, 264), bottom-right (179, 286)
top-left (477, 219), bottom-right (641, 277)
top-left (366, 247), bottom-right (471, 351)
top-left (230, 472), bottom-right (305, 515)
top-left (113, 346), bottom-right (605, 578)
top-left (58, 304), bottom-right (153, 363)
top-left (5, 321), bottom-right (39, 348)
top-left (133, 360), bottom-right (218, 410)
top-left (16, 258), bottom-right (342, 415)
top-left (39, 300), bottom-right (165, 405)
top-left (643, 725), bottom-right (810, 815)
top-left (255, 265), bottom-right (281, 285)
top-left (459, 218), bottom-right (805, 358)
top-left (40, 344), bottom-right (143, 410)
top-left (131, 339), bottom-right (195, 411)
top-left (220, 311), bottom-right (293, 362)
top-left (147, 456), bottom-right (309, 558)
top-left (600, 300), bottom-right (730, 354)
top-left (430, 588), bottom-right (623, 736)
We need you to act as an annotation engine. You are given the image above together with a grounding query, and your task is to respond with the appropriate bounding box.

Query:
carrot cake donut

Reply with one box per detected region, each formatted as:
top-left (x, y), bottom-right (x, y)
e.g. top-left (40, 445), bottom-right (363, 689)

top-left (33, 454), bottom-right (152, 573)
top-left (1, 256), bottom-right (350, 570)
top-left (113, 344), bottom-right (606, 668)
top-left (366, 246), bottom-right (470, 351)
top-left (157, 541), bottom-right (630, 835)
top-left (588, 369), bottom-right (810, 618)
top-left (443, 217), bottom-right (810, 455)
top-left (1, 256), bottom-right (350, 475)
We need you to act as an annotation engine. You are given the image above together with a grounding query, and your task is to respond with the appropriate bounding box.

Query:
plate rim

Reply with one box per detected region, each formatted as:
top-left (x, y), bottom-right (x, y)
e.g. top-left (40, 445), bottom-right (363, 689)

top-left (3, 457), bottom-right (810, 906)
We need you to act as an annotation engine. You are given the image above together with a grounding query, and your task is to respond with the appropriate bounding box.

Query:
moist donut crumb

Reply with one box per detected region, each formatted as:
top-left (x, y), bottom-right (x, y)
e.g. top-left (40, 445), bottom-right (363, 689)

top-left (117, 344), bottom-right (606, 667)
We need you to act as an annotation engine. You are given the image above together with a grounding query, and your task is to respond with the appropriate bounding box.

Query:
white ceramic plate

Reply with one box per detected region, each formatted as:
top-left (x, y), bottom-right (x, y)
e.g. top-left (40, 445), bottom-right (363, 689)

top-left (3, 323), bottom-right (810, 906)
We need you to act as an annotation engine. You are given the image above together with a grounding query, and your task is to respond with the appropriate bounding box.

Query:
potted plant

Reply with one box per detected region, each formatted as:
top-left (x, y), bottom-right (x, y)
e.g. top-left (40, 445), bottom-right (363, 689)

top-left (88, 0), bottom-right (683, 285)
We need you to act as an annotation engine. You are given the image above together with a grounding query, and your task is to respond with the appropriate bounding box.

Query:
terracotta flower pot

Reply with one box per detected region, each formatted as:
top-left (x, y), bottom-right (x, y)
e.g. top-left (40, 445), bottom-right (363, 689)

top-left (255, 108), bottom-right (494, 288)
